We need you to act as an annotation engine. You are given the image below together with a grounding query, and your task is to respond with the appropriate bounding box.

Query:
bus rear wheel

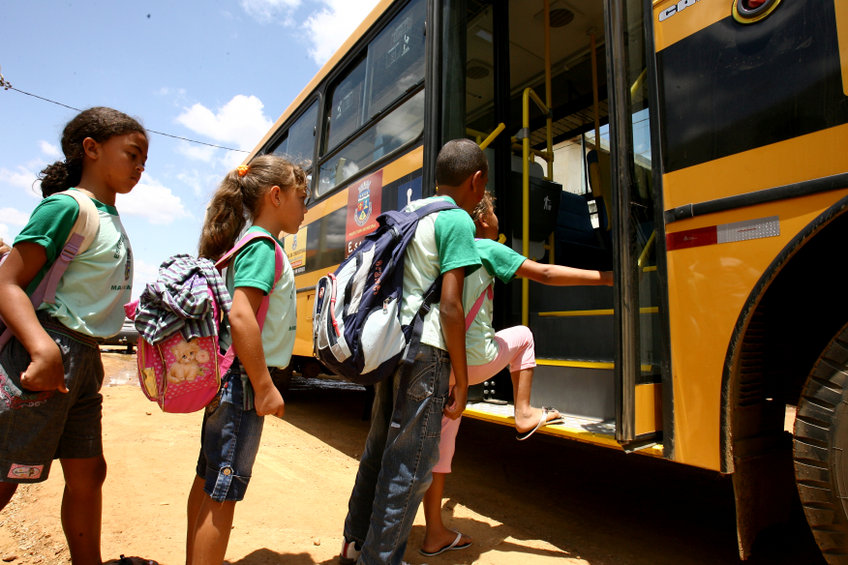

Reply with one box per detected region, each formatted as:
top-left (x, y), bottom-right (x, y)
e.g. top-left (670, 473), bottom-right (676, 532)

top-left (794, 322), bottom-right (848, 563)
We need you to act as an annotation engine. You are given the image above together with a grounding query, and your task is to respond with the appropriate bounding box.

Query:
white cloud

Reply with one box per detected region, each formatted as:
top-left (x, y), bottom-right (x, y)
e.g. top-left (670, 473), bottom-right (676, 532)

top-left (0, 207), bottom-right (29, 228)
top-left (131, 257), bottom-right (160, 301)
top-left (0, 165), bottom-right (39, 193)
top-left (176, 168), bottom-right (222, 198)
top-left (39, 141), bottom-right (61, 159)
top-left (0, 208), bottom-right (30, 246)
top-left (117, 176), bottom-right (191, 225)
top-left (304, 0), bottom-right (380, 65)
top-left (0, 224), bottom-right (11, 246)
top-left (176, 141), bottom-right (216, 163)
top-left (240, 0), bottom-right (301, 23)
top-left (176, 95), bottom-right (273, 152)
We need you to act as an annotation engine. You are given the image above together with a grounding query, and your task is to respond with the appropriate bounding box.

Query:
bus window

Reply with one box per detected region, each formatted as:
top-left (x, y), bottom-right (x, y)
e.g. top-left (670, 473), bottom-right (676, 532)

top-left (270, 100), bottom-right (318, 171)
top-left (366, 0), bottom-right (425, 120)
top-left (317, 90), bottom-right (424, 195)
top-left (315, 0), bottom-right (426, 198)
top-left (326, 58), bottom-right (367, 153)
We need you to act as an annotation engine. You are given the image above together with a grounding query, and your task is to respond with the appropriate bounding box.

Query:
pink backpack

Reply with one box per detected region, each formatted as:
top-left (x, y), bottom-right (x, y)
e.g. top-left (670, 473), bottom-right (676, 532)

top-left (126, 232), bottom-right (284, 413)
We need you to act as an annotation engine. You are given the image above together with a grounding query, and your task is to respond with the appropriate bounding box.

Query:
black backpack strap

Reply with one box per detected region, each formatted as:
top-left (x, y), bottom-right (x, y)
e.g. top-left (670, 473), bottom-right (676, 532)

top-left (401, 276), bottom-right (442, 365)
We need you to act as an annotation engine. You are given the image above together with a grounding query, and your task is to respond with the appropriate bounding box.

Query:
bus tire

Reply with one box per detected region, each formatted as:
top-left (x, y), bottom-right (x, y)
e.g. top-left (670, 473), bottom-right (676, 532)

top-left (794, 322), bottom-right (848, 563)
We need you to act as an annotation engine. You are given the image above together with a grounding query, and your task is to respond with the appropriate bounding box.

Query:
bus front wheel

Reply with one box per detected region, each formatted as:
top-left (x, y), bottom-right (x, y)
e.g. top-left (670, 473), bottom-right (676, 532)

top-left (794, 321), bottom-right (848, 563)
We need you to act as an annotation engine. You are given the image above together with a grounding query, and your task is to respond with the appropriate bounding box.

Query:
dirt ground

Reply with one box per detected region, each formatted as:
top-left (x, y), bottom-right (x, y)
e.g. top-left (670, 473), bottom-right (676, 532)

top-left (0, 352), bottom-right (579, 565)
top-left (0, 351), bottom-right (828, 565)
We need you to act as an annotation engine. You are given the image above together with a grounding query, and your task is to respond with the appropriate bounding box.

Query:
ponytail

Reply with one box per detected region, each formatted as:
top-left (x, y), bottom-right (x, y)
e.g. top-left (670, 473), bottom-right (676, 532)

top-left (198, 155), bottom-right (307, 260)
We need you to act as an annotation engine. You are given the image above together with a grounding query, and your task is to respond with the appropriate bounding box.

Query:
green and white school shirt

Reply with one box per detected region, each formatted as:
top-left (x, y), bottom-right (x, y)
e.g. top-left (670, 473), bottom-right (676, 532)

top-left (400, 195), bottom-right (481, 351)
top-left (13, 189), bottom-right (133, 338)
top-left (219, 226), bottom-right (297, 369)
top-left (463, 238), bottom-right (527, 366)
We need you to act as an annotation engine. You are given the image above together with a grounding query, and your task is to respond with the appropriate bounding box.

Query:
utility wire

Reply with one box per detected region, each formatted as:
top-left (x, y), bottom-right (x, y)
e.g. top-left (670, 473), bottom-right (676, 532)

top-left (0, 71), bottom-right (248, 153)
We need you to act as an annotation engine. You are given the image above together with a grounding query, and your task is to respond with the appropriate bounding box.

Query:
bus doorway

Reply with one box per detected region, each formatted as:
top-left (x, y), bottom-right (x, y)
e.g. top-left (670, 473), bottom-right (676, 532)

top-left (442, 0), bottom-right (666, 450)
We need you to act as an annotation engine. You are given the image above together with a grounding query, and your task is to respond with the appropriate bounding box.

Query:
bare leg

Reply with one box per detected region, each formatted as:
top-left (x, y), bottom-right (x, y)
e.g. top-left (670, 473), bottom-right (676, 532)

top-left (60, 456), bottom-right (107, 565)
top-left (0, 482), bottom-right (17, 511)
top-left (187, 488), bottom-right (236, 565)
top-left (511, 368), bottom-right (560, 433)
top-left (421, 472), bottom-right (471, 554)
top-left (185, 475), bottom-right (205, 565)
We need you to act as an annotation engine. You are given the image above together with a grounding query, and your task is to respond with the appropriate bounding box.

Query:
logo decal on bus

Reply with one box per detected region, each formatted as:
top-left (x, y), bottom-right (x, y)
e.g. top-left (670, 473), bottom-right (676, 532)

top-left (658, 0), bottom-right (701, 22)
top-left (355, 180), bottom-right (373, 227)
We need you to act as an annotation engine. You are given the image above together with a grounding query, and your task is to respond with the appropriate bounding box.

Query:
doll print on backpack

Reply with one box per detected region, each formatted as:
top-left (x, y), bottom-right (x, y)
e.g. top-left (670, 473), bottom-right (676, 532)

top-left (167, 339), bottom-right (211, 384)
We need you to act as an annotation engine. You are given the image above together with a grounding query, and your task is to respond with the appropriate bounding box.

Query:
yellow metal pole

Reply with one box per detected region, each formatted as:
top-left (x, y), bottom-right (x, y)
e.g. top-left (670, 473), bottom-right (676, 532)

top-left (479, 122), bottom-right (505, 150)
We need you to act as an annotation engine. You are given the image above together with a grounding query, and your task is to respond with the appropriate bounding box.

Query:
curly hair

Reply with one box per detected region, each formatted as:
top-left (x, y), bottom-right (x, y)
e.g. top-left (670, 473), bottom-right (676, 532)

top-left (37, 107), bottom-right (147, 197)
top-left (471, 190), bottom-right (495, 223)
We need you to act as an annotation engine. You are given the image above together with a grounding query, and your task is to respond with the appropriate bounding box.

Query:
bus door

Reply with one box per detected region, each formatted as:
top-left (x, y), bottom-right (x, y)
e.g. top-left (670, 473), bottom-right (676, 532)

top-left (605, 0), bottom-right (666, 447)
top-left (439, 0), bottom-right (667, 449)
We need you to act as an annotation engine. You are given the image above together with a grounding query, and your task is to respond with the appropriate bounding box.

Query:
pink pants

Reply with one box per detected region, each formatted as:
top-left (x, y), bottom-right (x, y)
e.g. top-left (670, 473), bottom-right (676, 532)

top-left (433, 325), bottom-right (535, 473)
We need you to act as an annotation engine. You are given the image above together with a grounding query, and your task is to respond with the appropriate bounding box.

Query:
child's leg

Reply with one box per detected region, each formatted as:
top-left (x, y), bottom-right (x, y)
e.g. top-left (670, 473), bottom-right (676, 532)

top-left (421, 471), bottom-right (472, 554)
top-left (0, 483), bottom-right (17, 510)
top-left (420, 359), bottom-right (507, 553)
top-left (60, 455), bottom-right (107, 565)
top-left (186, 475), bottom-right (205, 564)
top-left (188, 365), bottom-right (263, 565)
top-left (492, 326), bottom-right (561, 432)
top-left (188, 494), bottom-right (236, 565)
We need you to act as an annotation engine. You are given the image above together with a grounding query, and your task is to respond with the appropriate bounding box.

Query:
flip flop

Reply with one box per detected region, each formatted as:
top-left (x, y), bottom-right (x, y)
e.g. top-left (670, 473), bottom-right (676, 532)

top-left (516, 407), bottom-right (564, 441)
top-left (419, 530), bottom-right (473, 557)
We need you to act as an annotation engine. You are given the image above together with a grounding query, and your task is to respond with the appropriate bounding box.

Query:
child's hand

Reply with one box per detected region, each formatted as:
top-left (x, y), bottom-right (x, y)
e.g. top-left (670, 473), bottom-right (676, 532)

top-left (21, 339), bottom-right (67, 393)
top-left (254, 381), bottom-right (285, 418)
top-left (443, 384), bottom-right (468, 420)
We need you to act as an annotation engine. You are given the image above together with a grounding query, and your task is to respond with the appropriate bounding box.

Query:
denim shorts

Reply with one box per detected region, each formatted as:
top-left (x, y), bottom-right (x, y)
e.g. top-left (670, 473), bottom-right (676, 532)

top-left (195, 361), bottom-right (264, 502)
top-left (0, 313), bottom-right (104, 483)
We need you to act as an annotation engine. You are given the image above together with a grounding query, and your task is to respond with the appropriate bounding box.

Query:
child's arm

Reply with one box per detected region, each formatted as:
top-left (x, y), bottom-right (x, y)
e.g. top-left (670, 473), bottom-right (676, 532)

top-left (0, 243), bottom-right (67, 392)
top-left (229, 286), bottom-right (285, 418)
top-left (516, 260), bottom-right (614, 287)
top-left (440, 267), bottom-right (468, 420)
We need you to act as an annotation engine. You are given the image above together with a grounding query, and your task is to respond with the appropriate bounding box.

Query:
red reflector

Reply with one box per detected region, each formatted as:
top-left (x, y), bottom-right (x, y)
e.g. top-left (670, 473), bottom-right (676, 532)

top-left (666, 226), bottom-right (718, 250)
top-left (746, 0), bottom-right (766, 7)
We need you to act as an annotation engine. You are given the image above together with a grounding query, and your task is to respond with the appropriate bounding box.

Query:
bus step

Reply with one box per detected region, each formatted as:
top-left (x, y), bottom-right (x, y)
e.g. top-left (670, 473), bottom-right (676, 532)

top-left (463, 400), bottom-right (620, 447)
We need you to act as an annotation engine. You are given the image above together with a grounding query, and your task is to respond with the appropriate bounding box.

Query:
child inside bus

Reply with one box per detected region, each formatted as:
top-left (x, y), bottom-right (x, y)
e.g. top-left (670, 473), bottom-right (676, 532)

top-left (340, 138), bottom-right (485, 565)
top-left (0, 106), bottom-right (150, 564)
top-left (186, 155), bottom-right (308, 565)
top-left (419, 191), bottom-right (613, 557)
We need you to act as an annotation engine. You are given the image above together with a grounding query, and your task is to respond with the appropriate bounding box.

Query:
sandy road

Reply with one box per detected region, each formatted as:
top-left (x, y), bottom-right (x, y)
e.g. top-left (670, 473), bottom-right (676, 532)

top-left (0, 351), bottom-right (826, 564)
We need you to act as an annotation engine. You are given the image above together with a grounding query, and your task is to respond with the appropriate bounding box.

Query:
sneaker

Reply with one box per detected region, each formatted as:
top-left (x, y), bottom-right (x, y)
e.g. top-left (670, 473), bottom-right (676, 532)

top-left (340, 538), bottom-right (361, 564)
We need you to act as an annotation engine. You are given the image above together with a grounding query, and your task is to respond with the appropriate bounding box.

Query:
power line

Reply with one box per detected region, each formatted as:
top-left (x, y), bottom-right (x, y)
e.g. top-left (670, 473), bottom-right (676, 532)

top-left (0, 72), bottom-right (248, 153)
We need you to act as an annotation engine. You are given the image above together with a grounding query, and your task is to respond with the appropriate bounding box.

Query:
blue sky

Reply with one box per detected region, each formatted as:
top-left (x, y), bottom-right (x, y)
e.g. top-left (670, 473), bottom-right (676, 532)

top-left (0, 0), bottom-right (379, 298)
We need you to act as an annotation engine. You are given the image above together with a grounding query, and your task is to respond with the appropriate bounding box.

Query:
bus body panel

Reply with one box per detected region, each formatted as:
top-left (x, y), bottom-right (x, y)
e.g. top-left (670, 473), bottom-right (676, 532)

top-left (666, 189), bottom-right (848, 469)
top-left (284, 145), bottom-right (426, 359)
top-left (653, 0), bottom-right (729, 51)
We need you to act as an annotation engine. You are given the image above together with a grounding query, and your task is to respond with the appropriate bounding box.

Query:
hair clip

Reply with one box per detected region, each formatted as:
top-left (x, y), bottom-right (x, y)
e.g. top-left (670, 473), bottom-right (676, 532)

top-left (237, 165), bottom-right (249, 177)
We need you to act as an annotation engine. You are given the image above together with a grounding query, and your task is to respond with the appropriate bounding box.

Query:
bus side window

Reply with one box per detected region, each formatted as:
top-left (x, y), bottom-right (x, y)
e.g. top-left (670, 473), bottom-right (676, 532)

top-left (325, 59), bottom-right (367, 154)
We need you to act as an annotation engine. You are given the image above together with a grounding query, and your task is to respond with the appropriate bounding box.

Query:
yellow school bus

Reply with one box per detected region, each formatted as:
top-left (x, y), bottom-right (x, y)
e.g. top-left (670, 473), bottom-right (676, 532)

top-left (246, 0), bottom-right (848, 560)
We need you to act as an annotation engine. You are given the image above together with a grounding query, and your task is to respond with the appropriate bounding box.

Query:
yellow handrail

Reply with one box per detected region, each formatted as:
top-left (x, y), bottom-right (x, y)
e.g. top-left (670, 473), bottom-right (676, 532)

top-left (637, 231), bottom-right (656, 271)
top-left (479, 122), bottom-right (506, 150)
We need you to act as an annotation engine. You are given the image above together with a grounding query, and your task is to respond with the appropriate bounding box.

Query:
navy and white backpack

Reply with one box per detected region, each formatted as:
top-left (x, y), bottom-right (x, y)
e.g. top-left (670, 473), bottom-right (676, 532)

top-left (312, 199), bottom-right (458, 385)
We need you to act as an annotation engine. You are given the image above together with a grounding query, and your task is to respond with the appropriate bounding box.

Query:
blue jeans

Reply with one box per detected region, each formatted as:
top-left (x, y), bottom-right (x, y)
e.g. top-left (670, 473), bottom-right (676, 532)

top-left (343, 344), bottom-right (450, 565)
top-left (195, 361), bottom-right (264, 502)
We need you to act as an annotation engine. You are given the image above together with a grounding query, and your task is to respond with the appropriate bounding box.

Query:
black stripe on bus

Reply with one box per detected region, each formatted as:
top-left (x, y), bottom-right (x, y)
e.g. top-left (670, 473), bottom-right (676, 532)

top-left (657, 0), bottom-right (848, 173)
top-left (664, 171), bottom-right (848, 224)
